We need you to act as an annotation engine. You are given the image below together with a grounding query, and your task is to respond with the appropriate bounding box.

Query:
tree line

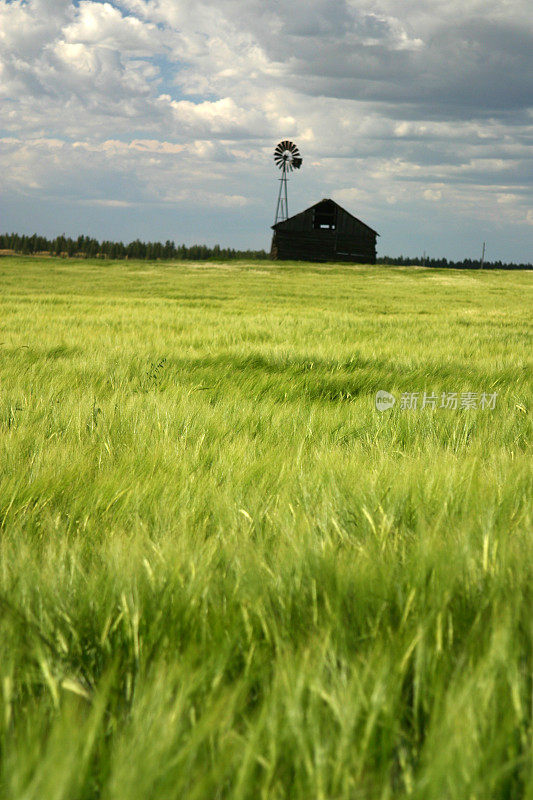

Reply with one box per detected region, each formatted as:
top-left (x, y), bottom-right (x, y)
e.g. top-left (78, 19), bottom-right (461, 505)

top-left (0, 232), bottom-right (530, 269)
top-left (0, 233), bottom-right (269, 261)
top-left (380, 255), bottom-right (532, 270)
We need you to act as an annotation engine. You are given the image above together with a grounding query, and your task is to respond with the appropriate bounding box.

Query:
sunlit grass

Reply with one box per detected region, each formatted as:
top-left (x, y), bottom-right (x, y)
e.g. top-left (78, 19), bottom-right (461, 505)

top-left (0, 256), bottom-right (531, 799)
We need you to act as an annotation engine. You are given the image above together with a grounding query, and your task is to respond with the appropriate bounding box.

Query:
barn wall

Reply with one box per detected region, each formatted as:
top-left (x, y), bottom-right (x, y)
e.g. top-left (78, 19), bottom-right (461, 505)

top-left (271, 203), bottom-right (377, 264)
top-left (270, 232), bottom-right (376, 263)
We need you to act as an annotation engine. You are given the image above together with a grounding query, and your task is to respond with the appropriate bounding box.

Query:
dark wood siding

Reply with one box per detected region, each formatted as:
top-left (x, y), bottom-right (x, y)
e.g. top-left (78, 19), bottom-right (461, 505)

top-left (271, 200), bottom-right (377, 264)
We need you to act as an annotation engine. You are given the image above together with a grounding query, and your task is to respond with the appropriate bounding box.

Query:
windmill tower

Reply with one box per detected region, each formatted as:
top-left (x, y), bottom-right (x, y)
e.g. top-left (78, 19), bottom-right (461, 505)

top-left (273, 140), bottom-right (302, 224)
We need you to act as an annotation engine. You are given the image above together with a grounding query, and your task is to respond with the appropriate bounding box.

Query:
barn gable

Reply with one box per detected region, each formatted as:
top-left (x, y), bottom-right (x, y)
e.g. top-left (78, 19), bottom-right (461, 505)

top-left (270, 199), bottom-right (378, 264)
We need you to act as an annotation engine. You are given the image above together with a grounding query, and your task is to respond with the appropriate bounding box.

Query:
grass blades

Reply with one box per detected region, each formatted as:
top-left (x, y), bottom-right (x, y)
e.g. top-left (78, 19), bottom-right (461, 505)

top-left (0, 256), bottom-right (531, 799)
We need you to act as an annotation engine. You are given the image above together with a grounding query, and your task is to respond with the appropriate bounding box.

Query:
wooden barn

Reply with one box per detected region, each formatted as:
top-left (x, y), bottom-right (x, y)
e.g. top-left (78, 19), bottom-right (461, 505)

top-left (270, 198), bottom-right (378, 264)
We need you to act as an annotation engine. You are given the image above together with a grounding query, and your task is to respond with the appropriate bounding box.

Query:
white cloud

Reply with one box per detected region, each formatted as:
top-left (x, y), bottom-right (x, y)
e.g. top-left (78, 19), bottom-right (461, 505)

top-left (63, 1), bottom-right (160, 52)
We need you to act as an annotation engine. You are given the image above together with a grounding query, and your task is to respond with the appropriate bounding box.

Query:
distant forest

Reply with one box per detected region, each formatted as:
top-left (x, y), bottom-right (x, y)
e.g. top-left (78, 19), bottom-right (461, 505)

top-left (1, 232), bottom-right (531, 269)
top-left (0, 232), bottom-right (268, 262)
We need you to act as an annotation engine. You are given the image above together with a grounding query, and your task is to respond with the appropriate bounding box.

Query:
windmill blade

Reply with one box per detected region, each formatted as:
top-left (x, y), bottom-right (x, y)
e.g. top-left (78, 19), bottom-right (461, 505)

top-left (273, 139), bottom-right (303, 172)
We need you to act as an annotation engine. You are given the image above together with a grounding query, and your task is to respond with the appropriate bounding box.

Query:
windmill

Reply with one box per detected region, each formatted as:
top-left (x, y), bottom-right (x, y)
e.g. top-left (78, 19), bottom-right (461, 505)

top-left (273, 140), bottom-right (302, 224)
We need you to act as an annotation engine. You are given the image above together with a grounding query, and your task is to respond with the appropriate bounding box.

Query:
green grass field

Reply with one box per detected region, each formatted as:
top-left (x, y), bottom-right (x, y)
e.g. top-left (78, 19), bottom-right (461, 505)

top-left (0, 256), bottom-right (531, 800)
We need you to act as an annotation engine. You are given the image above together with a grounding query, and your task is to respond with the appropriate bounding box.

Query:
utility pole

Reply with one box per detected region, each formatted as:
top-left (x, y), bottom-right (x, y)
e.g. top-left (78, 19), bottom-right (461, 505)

top-left (480, 241), bottom-right (485, 269)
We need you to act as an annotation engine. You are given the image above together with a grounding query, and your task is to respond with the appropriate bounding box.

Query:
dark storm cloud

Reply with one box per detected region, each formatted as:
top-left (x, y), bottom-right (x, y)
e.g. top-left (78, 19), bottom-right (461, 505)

top-left (254, 15), bottom-right (533, 120)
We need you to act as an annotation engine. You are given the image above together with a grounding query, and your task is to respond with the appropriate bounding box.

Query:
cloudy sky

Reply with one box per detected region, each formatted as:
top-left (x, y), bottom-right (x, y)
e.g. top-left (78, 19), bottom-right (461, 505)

top-left (1, 0), bottom-right (532, 260)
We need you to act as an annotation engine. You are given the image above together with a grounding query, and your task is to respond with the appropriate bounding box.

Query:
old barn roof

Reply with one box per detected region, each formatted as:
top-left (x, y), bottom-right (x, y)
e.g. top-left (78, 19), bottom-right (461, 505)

top-left (272, 198), bottom-right (379, 236)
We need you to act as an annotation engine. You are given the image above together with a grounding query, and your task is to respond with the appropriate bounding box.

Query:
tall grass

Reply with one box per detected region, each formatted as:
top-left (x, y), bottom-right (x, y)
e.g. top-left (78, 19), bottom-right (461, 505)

top-left (0, 256), bottom-right (531, 799)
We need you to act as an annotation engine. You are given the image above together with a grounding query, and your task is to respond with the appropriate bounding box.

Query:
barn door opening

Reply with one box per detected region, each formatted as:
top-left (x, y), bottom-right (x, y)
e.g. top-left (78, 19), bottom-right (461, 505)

top-left (313, 200), bottom-right (337, 230)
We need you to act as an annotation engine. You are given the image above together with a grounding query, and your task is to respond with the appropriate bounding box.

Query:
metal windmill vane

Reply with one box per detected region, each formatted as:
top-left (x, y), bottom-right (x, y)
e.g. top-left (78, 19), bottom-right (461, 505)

top-left (273, 140), bottom-right (302, 224)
